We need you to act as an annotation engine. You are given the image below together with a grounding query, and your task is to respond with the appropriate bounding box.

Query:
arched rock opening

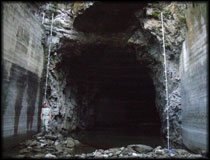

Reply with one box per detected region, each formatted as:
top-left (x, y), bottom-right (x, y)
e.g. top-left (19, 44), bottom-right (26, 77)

top-left (51, 45), bottom-right (162, 148)
top-left (44, 1), bottom-right (183, 146)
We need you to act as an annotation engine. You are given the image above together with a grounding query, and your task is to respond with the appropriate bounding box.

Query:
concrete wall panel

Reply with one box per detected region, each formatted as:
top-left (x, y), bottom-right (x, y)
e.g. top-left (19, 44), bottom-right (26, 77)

top-left (180, 3), bottom-right (208, 154)
top-left (2, 2), bottom-right (44, 149)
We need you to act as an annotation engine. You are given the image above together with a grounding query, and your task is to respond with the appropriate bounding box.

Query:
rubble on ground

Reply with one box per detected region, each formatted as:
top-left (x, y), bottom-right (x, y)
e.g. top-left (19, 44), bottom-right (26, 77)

top-left (13, 133), bottom-right (205, 159)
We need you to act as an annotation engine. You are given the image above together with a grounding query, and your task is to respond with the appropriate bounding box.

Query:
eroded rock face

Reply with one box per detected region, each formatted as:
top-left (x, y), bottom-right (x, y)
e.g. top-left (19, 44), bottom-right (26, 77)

top-left (139, 2), bottom-right (186, 144)
top-left (38, 2), bottom-right (187, 145)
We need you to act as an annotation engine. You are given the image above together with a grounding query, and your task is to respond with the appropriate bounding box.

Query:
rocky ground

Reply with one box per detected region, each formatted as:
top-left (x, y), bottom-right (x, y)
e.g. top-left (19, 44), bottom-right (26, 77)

top-left (10, 133), bottom-right (205, 159)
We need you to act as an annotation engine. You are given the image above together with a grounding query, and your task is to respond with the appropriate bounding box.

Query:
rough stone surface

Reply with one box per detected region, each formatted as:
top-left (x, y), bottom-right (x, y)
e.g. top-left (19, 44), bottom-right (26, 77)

top-left (137, 2), bottom-right (187, 145)
top-left (38, 2), bottom-right (188, 145)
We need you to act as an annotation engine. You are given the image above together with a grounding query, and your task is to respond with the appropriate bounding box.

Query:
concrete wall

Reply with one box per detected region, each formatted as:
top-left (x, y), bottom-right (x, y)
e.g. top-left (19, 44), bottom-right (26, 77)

top-left (180, 3), bottom-right (208, 154)
top-left (2, 2), bottom-right (44, 149)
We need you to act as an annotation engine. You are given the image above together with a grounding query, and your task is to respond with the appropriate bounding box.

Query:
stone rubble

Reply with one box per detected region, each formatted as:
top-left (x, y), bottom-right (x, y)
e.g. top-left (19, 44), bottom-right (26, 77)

top-left (13, 133), bottom-right (205, 159)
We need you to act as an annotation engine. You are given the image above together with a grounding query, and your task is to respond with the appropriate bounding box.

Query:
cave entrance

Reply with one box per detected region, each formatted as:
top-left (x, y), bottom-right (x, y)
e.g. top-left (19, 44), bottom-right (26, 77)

top-left (62, 45), bottom-right (162, 149)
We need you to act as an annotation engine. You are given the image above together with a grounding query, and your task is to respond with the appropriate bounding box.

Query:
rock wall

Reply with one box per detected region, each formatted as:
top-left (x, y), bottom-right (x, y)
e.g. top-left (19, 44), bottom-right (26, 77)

top-left (45, 53), bottom-right (79, 134)
top-left (38, 2), bottom-right (188, 145)
top-left (38, 2), bottom-right (189, 144)
top-left (130, 2), bottom-right (187, 145)
top-left (2, 2), bottom-right (44, 149)
top-left (180, 3), bottom-right (208, 154)
top-left (38, 2), bottom-right (95, 135)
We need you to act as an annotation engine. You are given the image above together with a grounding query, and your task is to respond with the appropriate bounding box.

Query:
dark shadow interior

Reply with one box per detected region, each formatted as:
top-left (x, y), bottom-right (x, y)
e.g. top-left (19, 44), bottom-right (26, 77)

top-left (60, 45), bottom-right (161, 148)
top-left (73, 2), bottom-right (146, 33)
top-left (93, 66), bottom-right (158, 129)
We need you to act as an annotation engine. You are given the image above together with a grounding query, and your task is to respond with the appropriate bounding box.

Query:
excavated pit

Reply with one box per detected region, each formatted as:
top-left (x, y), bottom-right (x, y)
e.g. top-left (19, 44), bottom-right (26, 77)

top-left (57, 45), bottom-right (162, 148)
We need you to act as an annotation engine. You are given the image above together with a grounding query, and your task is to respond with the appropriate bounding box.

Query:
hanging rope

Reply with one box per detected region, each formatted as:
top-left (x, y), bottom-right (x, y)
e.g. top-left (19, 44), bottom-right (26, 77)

top-left (43, 13), bottom-right (54, 103)
top-left (161, 12), bottom-right (170, 150)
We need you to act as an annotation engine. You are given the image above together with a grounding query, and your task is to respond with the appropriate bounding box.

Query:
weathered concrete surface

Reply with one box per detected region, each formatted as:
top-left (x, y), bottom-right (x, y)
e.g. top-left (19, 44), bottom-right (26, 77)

top-left (180, 3), bottom-right (208, 154)
top-left (2, 2), bottom-right (44, 149)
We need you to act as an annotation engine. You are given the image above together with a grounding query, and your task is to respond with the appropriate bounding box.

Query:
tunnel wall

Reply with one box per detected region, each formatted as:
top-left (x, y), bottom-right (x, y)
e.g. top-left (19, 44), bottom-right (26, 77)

top-left (40, 2), bottom-right (185, 145)
top-left (2, 3), bottom-right (44, 149)
top-left (180, 3), bottom-right (208, 153)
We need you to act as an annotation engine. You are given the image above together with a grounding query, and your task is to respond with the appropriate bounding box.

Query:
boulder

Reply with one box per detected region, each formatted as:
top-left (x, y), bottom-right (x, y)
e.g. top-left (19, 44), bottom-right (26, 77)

top-left (40, 143), bottom-right (47, 147)
top-left (121, 147), bottom-right (135, 155)
top-left (32, 147), bottom-right (42, 152)
top-left (102, 154), bottom-right (109, 158)
top-left (132, 152), bottom-right (142, 157)
top-left (54, 141), bottom-right (59, 146)
top-left (154, 146), bottom-right (165, 155)
top-left (55, 144), bottom-right (63, 153)
top-left (127, 144), bottom-right (153, 153)
top-left (34, 154), bottom-right (45, 158)
top-left (74, 139), bottom-right (80, 146)
top-left (66, 154), bottom-right (73, 158)
top-left (45, 135), bottom-right (58, 141)
top-left (24, 140), bottom-right (32, 146)
top-left (115, 150), bottom-right (121, 155)
top-left (45, 153), bottom-right (57, 158)
top-left (176, 149), bottom-right (189, 155)
top-left (19, 148), bottom-right (30, 154)
top-left (146, 8), bottom-right (155, 16)
top-left (93, 151), bottom-right (103, 158)
top-left (66, 137), bottom-right (75, 148)
top-left (39, 139), bottom-right (45, 143)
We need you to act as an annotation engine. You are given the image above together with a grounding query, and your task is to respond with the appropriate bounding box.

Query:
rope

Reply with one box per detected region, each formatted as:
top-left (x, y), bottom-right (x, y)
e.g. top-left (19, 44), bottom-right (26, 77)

top-left (43, 13), bottom-right (54, 103)
top-left (161, 12), bottom-right (170, 150)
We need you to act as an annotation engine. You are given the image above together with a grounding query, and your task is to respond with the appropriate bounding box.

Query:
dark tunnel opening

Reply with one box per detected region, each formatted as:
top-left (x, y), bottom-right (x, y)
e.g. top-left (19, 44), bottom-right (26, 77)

top-left (60, 45), bottom-right (162, 148)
